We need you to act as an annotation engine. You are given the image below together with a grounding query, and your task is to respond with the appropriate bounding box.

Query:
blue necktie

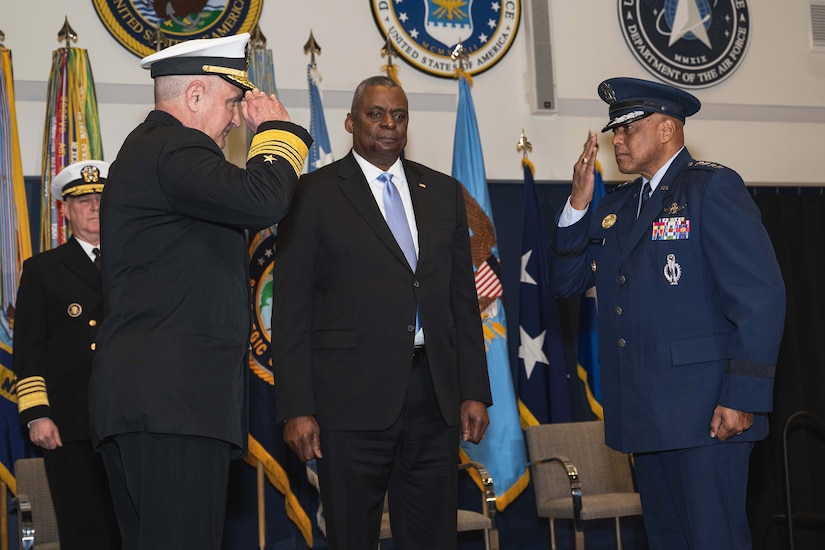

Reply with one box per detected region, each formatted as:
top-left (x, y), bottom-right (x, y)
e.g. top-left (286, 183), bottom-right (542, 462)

top-left (379, 173), bottom-right (417, 272)
top-left (379, 172), bottom-right (420, 331)
top-left (638, 180), bottom-right (651, 218)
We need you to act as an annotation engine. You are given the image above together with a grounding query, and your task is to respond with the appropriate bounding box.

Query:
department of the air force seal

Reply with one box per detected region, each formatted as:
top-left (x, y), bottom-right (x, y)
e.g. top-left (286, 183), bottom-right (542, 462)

top-left (618, 0), bottom-right (750, 89)
top-left (92, 0), bottom-right (263, 59)
top-left (371, 0), bottom-right (521, 78)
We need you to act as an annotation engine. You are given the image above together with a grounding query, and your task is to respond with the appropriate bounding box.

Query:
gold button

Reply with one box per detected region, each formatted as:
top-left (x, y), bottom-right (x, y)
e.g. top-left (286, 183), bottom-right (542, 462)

top-left (91, 343), bottom-right (96, 351)
top-left (89, 319), bottom-right (97, 327)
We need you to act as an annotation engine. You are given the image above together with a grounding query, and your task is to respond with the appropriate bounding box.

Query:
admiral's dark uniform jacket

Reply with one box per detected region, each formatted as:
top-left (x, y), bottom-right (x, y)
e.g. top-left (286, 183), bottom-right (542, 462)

top-left (551, 148), bottom-right (785, 454)
top-left (15, 237), bottom-right (101, 439)
top-left (90, 110), bottom-right (311, 456)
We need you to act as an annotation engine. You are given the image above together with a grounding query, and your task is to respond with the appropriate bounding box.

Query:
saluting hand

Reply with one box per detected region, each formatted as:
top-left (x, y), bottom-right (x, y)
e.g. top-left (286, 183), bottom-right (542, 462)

top-left (242, 89), bottom-right (290, 133)
top-left (571, 131), bottom-right (599, 211)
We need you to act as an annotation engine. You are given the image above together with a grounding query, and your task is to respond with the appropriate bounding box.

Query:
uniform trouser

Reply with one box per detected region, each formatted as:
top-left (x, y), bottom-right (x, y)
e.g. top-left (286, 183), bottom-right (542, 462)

top-left (43, 439), bottom-right (121, 550)
top-left (317, 351), bottom-right (460, 550)
top-left (634, 441), bottom-right (755, 550)
top-left (99, 432), bottom-right (232, 550)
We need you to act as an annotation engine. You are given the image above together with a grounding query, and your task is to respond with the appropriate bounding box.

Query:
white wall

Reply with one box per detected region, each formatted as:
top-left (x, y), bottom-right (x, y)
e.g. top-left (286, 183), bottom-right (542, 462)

top-left (5, 0), bottom-right (824, 185)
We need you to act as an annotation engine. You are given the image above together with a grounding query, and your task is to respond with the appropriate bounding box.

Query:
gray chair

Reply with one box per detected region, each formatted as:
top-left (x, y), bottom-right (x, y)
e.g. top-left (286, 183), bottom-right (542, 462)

top-left (526, 421), bottom-right (643, 550)
top-left (13, 457), bottom-right (60, 550)
top-left (379, 461), bottom-right (499, 550)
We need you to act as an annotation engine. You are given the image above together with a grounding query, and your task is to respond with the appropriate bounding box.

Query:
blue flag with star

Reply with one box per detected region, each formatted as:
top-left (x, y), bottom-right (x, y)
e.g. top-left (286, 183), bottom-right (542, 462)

top-left (576, 162), bottom-right (606, 419)
top-left (517, 158), bottom-right (574, 426)
top-left (452, 72), bottom-right (528, 511)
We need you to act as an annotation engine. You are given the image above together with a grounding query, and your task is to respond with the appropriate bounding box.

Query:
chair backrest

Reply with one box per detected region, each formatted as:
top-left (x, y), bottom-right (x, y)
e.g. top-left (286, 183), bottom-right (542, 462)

top-left (15, 457), bottom-right (60, 546)
top-left (526, 421), bottom-right (635, 502)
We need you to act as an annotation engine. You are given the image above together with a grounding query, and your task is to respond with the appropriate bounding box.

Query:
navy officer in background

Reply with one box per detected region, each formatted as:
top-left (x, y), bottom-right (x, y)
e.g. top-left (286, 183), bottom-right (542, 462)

top-left (15, 160), bottom-right (121, 549)
top-left (90, 33), bottom-right (311, 550)
top-left (551, 77), bottom-right (785, 549)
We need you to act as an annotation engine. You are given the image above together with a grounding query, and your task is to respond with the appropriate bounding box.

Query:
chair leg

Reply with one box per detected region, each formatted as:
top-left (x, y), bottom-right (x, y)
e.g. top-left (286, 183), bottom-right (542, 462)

top-left (487, 526), bottom-right (500, 550)
top-left (574, 526), bottom-right (585, 550)
top-left (549, 519), bottom-right (557, 550)
top-left (615, 517), bottom-right (623, 550)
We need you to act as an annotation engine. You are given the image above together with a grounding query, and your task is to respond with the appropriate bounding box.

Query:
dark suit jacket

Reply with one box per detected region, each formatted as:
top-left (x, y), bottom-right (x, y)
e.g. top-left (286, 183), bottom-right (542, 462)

top-left (551, 148), bottom-right (785, 454)
top-left (272, 152), bottom-right (491, 430)
top-left (90, 110), bottom-right (311, 455)
top-left (15, 237), bottom-right (102, 442)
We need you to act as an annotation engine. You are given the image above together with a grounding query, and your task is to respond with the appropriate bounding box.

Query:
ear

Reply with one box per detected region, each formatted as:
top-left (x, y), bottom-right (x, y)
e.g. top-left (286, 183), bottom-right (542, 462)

top-left (344, 113), bottom-right (354, 134)
top-left (185, 80), bottom-right (206, 112)
top-left (660, 117), bottom-right (676, 144)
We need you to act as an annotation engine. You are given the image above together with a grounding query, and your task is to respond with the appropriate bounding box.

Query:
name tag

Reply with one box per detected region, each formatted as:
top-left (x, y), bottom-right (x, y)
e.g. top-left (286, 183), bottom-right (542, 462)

top-left (589, 237), bottom-right (605, 246)
top-left (652, 217), bottom-right (690, 240)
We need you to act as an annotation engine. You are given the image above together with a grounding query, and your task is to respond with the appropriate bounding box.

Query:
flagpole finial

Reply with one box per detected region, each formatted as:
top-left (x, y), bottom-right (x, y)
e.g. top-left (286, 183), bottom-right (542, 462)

top-left (150, 23), bottom-right (169, 52)
top-left (303, 30), bottom-right (321, 65)
top-left (381, 34), bottom-right (401, 84)
top-left (250, 24), bottom-right (267, 51)
top-left (451, 40), bottom-right (473, 85)
top-left (517, 130), bottom-right (532, 159)
top-left (57, 16), bottom-right (77, 49)
top-left (450, 40), bottom-right (469, 70)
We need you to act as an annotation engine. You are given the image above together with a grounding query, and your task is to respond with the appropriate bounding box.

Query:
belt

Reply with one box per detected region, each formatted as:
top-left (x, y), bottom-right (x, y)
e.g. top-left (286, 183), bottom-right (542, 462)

top-left (413, 345), bottom-right (426, 358)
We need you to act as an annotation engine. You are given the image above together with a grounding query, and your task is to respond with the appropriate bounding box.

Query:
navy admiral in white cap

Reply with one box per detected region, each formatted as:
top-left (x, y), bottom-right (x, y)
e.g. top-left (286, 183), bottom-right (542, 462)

top-left (551, 77), bottom-right (785, 549)
top-left (89, 33), bottom-right (312, 550)
top-left (15, 160), bottom-right (121, 549)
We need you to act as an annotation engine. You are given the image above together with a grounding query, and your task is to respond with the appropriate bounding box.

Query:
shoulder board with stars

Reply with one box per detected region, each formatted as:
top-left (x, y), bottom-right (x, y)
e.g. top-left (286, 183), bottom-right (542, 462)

top-left (607, 180), bottom-right (637, 194)
top-left (687, 160), bottom-right (727, 170)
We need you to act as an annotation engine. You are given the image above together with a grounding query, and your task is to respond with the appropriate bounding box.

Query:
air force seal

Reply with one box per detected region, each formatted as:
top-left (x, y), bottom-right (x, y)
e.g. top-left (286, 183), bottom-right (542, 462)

top-left (371, 0), bottom-right (521, 78)
top-left (93, 0), bottom-right (262, 58)
top-left (618, 0), bottom-right (750, 88)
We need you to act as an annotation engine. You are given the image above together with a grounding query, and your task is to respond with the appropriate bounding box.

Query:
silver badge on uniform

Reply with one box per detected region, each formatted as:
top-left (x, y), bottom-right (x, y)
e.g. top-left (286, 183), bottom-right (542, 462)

top-left (664, 254), bottom-right (681, 286)
top-left (67, 303), bottom-right (82, 317)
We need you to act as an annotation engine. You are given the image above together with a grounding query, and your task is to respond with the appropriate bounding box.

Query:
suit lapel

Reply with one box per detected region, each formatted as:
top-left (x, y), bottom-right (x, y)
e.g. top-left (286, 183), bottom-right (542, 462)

top-left (336, 153), bottom-right (414, 271)
top-left (60, 237), bottom-right (102, 292)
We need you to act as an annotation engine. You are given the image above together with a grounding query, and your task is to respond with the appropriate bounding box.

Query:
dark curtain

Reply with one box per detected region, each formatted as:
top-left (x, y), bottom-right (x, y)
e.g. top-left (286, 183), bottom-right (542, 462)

top-left (749, 191), bottom-right (825, 550)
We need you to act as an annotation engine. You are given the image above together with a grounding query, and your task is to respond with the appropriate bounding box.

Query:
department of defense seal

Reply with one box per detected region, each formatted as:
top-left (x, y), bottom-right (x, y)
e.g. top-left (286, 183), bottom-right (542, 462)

top-left (617, 0), bottom-right (750, 89)
top-left (92, 0), bottom-right (263, 59)
top-left (370, 0), bottom-right (521, 78)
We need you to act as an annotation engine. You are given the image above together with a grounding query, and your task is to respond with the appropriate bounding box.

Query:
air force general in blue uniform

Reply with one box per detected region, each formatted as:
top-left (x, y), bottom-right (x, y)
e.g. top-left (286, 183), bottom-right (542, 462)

top-left (551, 78), bottom-right (785, 549)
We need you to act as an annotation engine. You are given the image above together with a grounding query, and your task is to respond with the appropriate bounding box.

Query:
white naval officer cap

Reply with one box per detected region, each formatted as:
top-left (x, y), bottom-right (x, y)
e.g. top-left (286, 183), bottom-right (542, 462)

top-left (139, 33), bottom-right (255, 92)
top-left (50, 160), bottom-right (109, 201)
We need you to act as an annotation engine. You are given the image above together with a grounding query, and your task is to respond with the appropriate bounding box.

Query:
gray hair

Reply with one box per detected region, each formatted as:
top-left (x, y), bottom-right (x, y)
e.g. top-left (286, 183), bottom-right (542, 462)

top-left (350, 76), bottom-right (404, 112)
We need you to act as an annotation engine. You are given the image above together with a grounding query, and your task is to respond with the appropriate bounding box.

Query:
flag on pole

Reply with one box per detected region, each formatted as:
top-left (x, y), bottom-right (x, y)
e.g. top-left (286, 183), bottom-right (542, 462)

top-left (517, 157), bottom-right (574, 427)
top-left (576, 162), bottom-right (606, 419)
top-left (1, 43), bottom-right (35, 495)
top-left (452, 72), bottom-right (528, 511)
top-left (246, 37), bottom-right (317, 547)
top-left (306, 63), bottom-right (333, 171)
top-left (41, 43), bottom-right (103, 251)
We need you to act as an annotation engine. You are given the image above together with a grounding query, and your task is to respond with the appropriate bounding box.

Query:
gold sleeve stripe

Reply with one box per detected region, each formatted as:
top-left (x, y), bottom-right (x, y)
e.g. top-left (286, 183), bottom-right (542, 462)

top-left (248, 130), bottom-right (309, 177)
top-left (16, 376), bottom-right (50, 412)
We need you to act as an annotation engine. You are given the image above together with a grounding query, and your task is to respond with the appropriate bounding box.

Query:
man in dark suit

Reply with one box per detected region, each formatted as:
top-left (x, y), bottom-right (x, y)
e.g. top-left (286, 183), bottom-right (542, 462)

top-left (89, 33), bottom-right (311, 550)
top-left (551, 77), bottom-right (786, 549)
top-left (272, 75), bottom-right (491, 550)
top-left (15, 160), bottom-right (120, 549)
